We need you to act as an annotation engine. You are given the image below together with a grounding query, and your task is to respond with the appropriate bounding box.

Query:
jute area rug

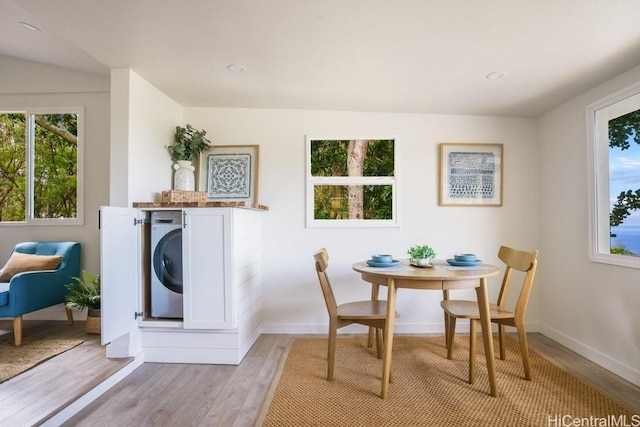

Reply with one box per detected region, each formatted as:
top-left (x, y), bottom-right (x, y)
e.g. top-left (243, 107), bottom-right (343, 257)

top-left (0, 336), bottom-right (83, 383)
top-left (258, 335), bottom-right (636, 427)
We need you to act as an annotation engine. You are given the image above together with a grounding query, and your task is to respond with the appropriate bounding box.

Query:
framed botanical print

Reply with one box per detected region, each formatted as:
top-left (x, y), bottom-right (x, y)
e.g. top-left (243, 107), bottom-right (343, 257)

top-left (197, 145), bottom-right (259, 203)
top-left (439, 143), bottom-right (503, 206)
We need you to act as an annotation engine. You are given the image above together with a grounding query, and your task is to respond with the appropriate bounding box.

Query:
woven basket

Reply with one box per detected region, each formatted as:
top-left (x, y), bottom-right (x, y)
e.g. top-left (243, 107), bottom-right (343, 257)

top-left (86, 310), bottom-right (101, 335)
top-left (161, 190), bottom-right (207, 203)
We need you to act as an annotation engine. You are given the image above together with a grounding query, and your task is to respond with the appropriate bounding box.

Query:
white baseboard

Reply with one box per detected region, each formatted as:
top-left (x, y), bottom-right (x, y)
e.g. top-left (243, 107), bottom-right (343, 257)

top-left (260, 322), bottom-right (446, 335)
top-left (260, 321), bottom-right (541, 335)
top-left (540, 325), bottom-right (640, 387)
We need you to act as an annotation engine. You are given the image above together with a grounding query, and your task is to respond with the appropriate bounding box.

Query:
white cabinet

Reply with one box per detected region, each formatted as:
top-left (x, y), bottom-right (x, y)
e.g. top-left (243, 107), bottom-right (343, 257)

top-left (100, 206), bottom-right (262, 364)
top-left (182, 208), bottom-right (233, 329)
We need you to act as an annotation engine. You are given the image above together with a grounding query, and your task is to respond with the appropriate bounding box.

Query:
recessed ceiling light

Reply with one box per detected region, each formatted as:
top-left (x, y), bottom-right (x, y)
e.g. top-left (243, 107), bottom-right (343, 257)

top-left (486, 71), bottom-right (506, 80)
top-left (227, 64), bottom-right (246, 73)
top-left (19, 21), bottom-right (41, 33)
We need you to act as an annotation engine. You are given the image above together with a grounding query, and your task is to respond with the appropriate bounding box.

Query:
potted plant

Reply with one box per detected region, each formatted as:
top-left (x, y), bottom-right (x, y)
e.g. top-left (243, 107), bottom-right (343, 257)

top-left (407, 244), bottom-right (437, 266)
top-left (167, 124), bottom-right (212, 191)
top-left (65, 270), bottom-right (101, 335)
top-left (167, 124), bottom-right (212, 163)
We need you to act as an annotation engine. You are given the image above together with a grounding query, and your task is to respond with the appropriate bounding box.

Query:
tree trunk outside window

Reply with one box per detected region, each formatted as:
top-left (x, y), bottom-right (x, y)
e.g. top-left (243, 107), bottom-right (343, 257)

top-left (347, 140), bottom-right (369, 219)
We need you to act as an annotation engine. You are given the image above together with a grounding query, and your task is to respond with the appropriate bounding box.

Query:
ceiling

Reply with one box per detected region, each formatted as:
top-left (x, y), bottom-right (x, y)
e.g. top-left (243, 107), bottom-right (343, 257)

top-left (2, 0), bottom-right (640, 117)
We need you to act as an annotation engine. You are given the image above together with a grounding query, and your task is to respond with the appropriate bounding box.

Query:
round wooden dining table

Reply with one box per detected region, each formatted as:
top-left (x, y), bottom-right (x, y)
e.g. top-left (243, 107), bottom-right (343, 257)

top-left (352, 259), bottom-right (501, 399)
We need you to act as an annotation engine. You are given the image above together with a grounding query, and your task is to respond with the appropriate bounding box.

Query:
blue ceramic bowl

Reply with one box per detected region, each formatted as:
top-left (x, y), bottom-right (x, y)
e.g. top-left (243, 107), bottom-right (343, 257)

top-left (371, 254), bottom-right (393, 263)
top-left (455, 253), bottom-right (477, 262)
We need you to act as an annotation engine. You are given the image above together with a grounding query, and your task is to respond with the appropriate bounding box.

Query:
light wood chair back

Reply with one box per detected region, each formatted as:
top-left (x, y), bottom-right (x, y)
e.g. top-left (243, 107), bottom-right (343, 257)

top-left (496, 245), bottom-right (539, 321)
top-left (313, 247), bottom-right (398, 382)
top-left (314, 248), bottom-right (338, 319)
top-left (441, 245), bottom-right (539, 384)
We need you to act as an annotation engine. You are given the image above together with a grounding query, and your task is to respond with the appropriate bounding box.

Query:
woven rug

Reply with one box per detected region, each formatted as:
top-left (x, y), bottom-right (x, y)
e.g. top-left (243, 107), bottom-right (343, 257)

top-left (258, 335), bottom-right (636, 427)
top-left (0, 337), bottom-right (83, 383)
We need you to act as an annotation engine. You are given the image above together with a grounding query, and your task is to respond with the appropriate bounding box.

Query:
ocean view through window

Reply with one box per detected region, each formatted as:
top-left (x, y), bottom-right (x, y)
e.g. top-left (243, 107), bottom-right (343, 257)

top-left (588, 83), bottom-right (640, 268)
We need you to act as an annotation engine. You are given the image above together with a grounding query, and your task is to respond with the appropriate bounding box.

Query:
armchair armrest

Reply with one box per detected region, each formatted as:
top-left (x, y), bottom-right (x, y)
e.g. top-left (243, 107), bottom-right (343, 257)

top-left (3, 269), bottom-right (71, 315)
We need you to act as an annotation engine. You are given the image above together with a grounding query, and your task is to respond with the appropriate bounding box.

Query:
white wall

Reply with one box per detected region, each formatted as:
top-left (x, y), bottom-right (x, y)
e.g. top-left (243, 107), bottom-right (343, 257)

top-left (0, 55), bottom-right (110, 319)
top-left (7, 57), bottom-right (636, 389)
top-left (110, 69), bottom-right (183, 206)
top-left (184, 108), bottom-right (540, 334)
top-left (538, 64), bottom-right (640, 386)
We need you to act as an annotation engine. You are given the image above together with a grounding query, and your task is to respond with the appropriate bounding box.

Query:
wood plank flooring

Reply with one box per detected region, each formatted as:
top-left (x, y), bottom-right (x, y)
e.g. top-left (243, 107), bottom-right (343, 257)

top-left (0, 319), bottom-right (131, 427)
top-left (1, 321), bottom-right (638, 426)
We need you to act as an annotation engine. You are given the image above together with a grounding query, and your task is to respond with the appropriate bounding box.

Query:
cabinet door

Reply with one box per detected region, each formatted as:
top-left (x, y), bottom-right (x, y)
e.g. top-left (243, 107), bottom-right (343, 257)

top-left (100, 206), bottom-right (140, 345)
top-left (182, 208), bottom-right (233, 329)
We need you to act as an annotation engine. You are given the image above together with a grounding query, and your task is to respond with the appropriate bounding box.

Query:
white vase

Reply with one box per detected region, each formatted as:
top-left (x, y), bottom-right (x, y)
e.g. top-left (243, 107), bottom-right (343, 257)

top-left (173, 160), bottom-right (195, 191)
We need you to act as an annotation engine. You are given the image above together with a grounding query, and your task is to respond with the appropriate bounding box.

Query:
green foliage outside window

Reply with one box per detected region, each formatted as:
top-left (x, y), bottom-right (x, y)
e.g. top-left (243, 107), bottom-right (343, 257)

top-left (310, 139), bottom-right (394, 177)
top-left (310, 139), bottom-right (394, 220)
top-left (608, 109), bottom-right (640, 231)
top-left (0, 113), bottom-right (26, 220)
top-left (313, 185), bottom-right (393, 220)
top-left (0, 112), bottom-right (78, 222)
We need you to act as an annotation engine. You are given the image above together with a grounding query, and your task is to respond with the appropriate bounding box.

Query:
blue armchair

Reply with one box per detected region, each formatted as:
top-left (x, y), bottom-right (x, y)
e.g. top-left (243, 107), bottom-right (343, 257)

top-left (0, 241), bottom-right (81, 345)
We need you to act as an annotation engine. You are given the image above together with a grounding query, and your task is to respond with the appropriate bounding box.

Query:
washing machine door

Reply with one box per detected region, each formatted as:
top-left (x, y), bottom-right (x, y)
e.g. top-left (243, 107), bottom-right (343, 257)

top-left (153, 228), bottom-right (183, 294)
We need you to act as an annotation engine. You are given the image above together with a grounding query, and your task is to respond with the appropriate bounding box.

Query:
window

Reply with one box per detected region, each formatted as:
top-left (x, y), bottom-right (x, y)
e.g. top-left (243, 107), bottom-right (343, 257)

top-left (306, 136), bottom-right (398, 227)
top-left (587, 83), bottom-right (640, 268)
top-left (0, 108), bottom-right (84, 225)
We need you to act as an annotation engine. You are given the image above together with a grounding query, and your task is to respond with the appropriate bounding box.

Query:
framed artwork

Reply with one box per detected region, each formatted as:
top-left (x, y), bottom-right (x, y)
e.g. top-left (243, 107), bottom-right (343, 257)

top-left (197, 145), bottom-right (259, 203)
top-left (439, 143), bottom-right (503, 206)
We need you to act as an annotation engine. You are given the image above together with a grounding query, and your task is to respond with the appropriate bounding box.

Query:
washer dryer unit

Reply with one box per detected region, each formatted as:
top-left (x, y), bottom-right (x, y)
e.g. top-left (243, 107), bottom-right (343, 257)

top-left (150, 210), bottom-right (184, 318)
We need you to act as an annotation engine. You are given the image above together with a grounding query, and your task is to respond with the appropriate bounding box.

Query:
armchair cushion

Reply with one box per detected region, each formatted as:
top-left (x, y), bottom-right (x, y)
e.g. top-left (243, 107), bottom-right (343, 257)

top-left (0, 252), bottom-right (63, 282)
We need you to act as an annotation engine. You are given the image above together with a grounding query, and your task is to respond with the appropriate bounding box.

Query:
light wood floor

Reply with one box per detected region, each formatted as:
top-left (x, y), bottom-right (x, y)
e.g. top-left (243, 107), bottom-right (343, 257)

top-left (1, 321), bottom-right (638, 426)
top-left (0, 319), bottom-right (131, 427)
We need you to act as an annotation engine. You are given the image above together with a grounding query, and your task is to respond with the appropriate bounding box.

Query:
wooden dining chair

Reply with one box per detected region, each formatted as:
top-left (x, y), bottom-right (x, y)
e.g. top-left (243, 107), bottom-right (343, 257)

top-left (313, 248), bottom-right (399, 381)
top-left (440, 245), bottom-right (539, 384)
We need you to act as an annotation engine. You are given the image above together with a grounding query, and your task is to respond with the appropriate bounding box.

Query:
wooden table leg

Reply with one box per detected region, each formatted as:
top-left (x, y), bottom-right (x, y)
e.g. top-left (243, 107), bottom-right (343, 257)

top-left (475, 278), bottom-right (498, 397)
top-left (368, 284), bottom-right (380, 347)
top-left (442, 289), bottom-right (450, 350)
top-left (381, 278), bottom-right (397, 399)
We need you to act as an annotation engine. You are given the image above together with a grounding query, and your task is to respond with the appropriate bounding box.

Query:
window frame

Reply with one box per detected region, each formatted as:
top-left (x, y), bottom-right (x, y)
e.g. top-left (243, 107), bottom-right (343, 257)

top-left (305, 135), bottom-right (400, 228)
top-left (0, 107), bottom-right (84, 226)
top-left (586, 82), bottom-right (640, 269)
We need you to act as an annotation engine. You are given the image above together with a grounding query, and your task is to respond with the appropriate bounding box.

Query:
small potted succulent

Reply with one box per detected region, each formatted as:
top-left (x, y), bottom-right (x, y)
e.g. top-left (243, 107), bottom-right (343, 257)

top-left (407, 244), bottom-right (437, 267)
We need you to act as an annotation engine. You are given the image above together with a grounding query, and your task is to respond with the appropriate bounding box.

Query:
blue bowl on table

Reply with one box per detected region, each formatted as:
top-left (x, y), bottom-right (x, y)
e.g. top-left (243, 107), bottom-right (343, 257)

top-left (454, 253), bottom-right (477, 262)
top-left (371, 254), bottom-right (393, 263)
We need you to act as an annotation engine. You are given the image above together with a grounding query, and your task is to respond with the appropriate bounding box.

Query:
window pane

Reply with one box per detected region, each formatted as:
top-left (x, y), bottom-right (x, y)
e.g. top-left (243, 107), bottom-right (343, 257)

top-left (0, 113), bottom-right (26, 221)
top-left (608, 107), bottom-right (640, 256)
top-left (310, 139), bottom-right (395, 177)
top-left (313, 184), bottom-right (393, 220)
top-left (33, 113), bottom-right (78, 219)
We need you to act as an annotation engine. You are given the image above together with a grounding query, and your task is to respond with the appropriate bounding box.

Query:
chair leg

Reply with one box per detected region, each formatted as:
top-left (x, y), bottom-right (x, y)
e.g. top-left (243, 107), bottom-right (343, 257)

top-left (65, 306), bottom-right (74, 325)
top-left (327, 325), bottom-right (337, 381)
top-left (13, 316), bottom-right (23, 346)
top-left (498, 324), bottom-right (506, 360)
top-left (446, 316), bottom-right (457, 359)
top-left (468, 319), bottom-right (477, 384)
top-left (367, 327), bottom-right (375, 348)
top-left (516, 325), bottom-right (532, 380)
top-left (375, 328), bottom-right (383, 359)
